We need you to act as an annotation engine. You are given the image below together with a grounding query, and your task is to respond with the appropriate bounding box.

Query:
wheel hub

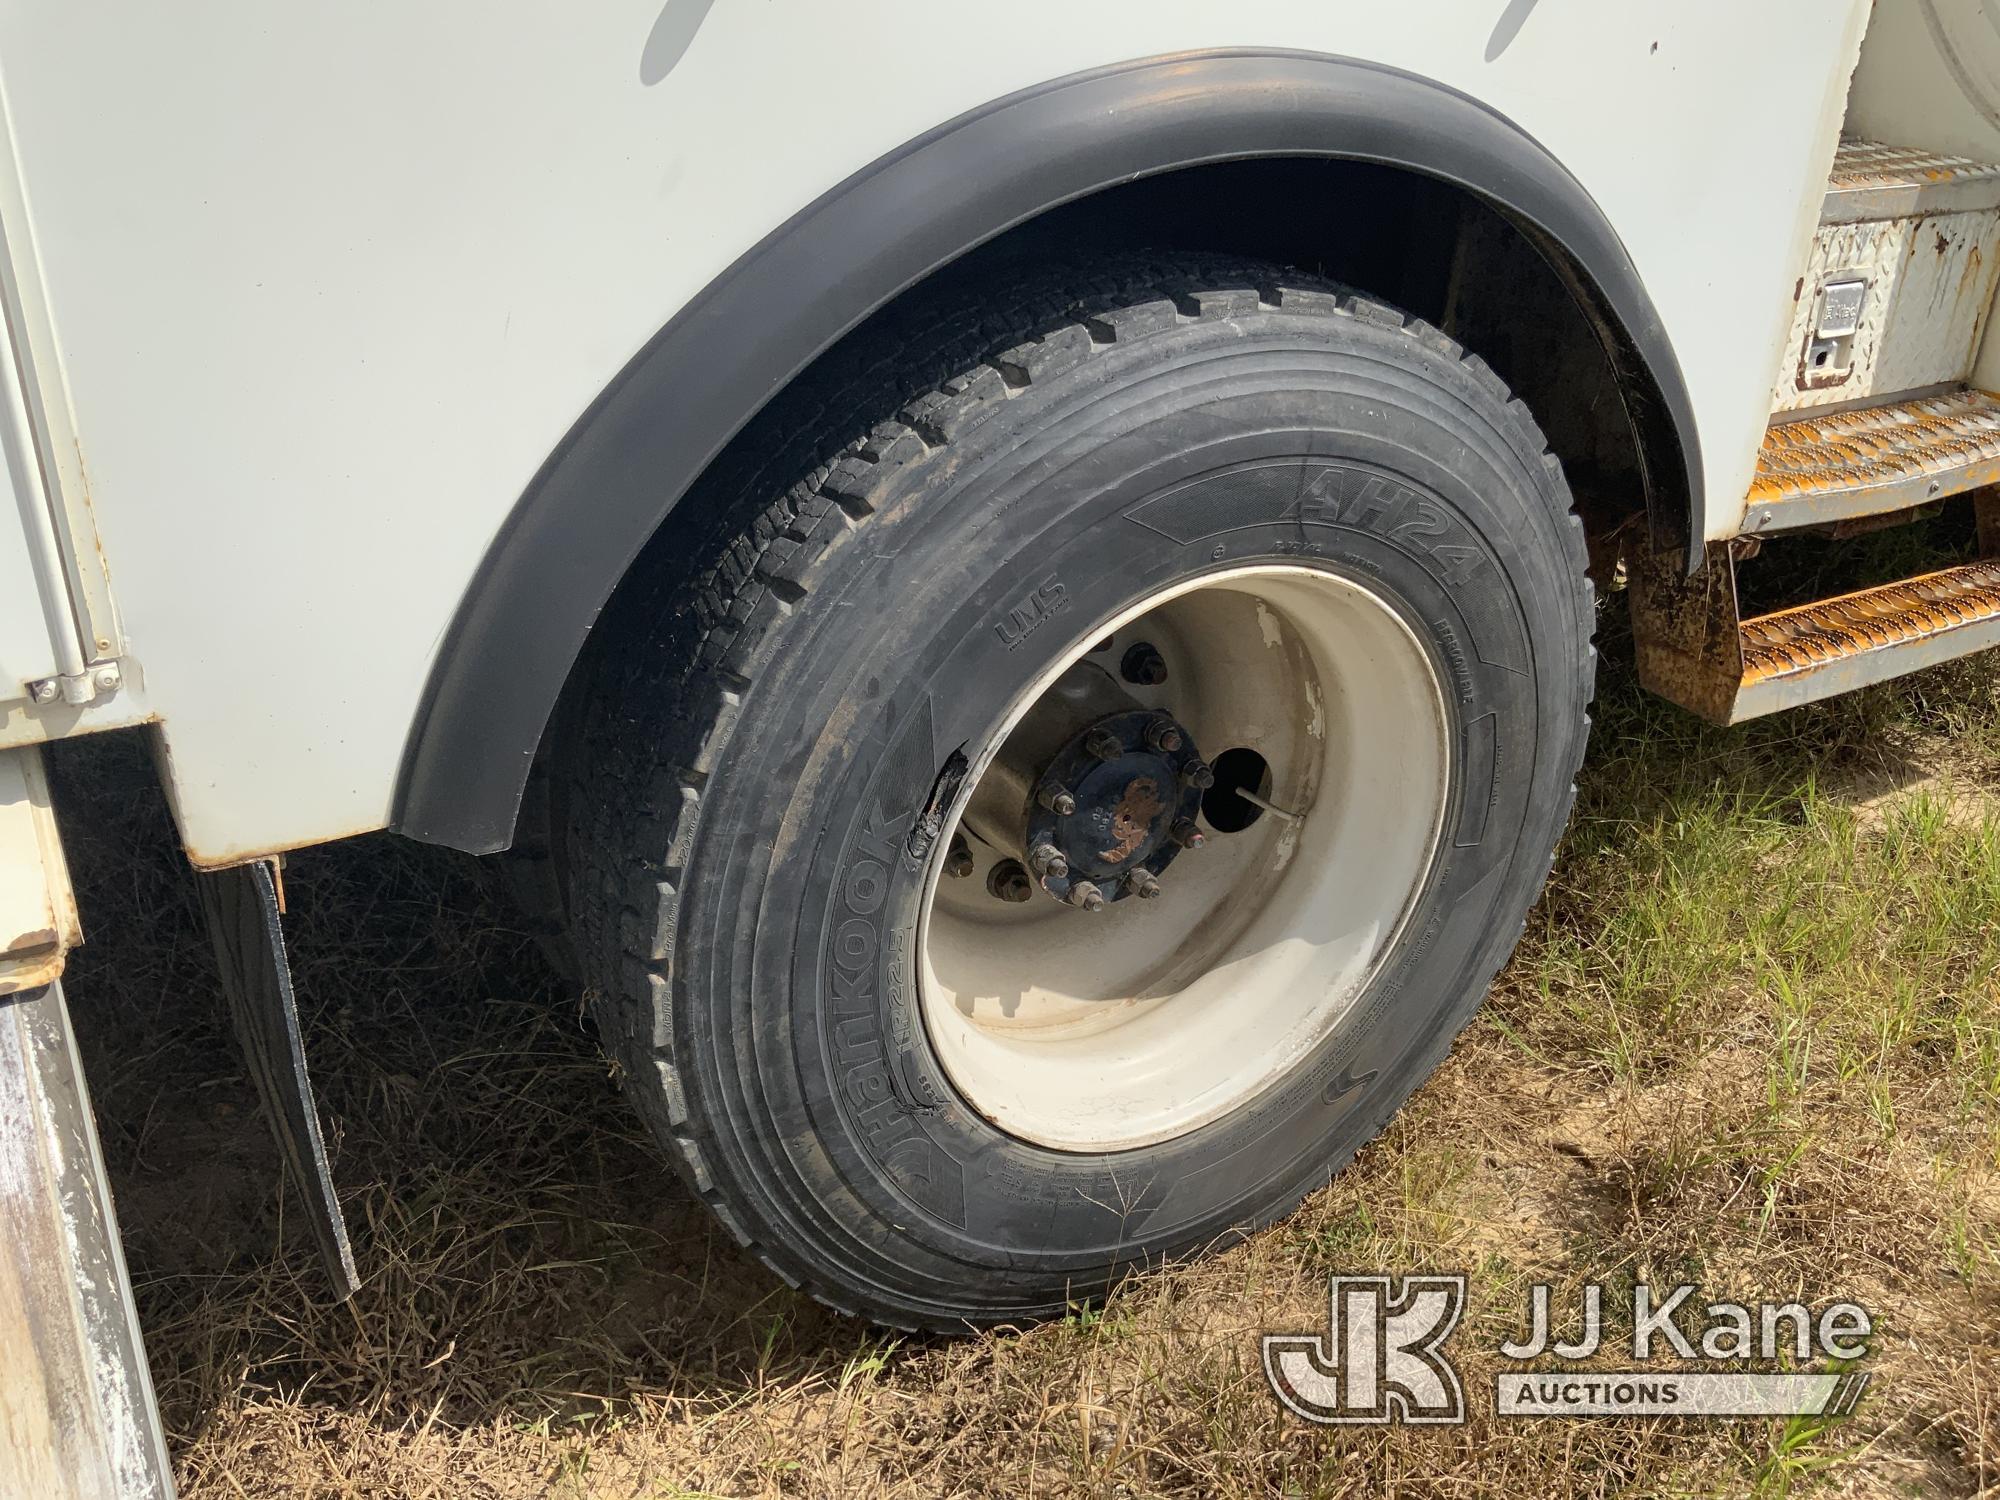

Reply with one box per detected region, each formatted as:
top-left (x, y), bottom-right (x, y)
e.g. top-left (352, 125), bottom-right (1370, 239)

top-left (1027, 708), bottom-right (1205, 906)
top-left (957, 657), bottom-right (1212, 910)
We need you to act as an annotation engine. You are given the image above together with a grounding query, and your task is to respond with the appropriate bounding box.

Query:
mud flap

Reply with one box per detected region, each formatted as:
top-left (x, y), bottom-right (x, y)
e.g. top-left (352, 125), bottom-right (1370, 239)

top-left (195, 860), bottom-right (359, 1300)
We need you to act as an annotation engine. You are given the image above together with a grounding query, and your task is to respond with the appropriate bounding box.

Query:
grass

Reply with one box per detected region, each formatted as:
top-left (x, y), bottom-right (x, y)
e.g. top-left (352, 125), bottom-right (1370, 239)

top-left (48, 557), bottom-right (2000, 1498)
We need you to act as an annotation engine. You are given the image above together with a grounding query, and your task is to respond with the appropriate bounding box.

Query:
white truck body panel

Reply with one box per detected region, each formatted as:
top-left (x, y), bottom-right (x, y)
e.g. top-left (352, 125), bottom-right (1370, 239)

top-left (1850, 0), bottom-right (2000, 393)
top-left (0, 485), bottom-right (55, 699)
top-left (0, 2), bottom-right (1867, 861)
top-left (0, 206), bottom-right (75, 700)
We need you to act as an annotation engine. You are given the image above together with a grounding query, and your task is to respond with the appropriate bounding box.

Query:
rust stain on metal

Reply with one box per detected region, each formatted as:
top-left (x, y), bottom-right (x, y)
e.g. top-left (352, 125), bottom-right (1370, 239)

top-left (0, 946), bottom-right (65, 995)
top-left (1627, 540), bottom-right (1746, 724)
top-left (1635, 550), bottom-right (2000, 724)
top-left (181, 825), bottom-right (382, 870)
top-left (3, 927), bottom-right (58, 956)
top-left (1098, 776), bottom-right (1165, 865)
top-left (68, 435), bottom-right (123, 653)
top-left (1739, 560), bottom-right (2000, 685)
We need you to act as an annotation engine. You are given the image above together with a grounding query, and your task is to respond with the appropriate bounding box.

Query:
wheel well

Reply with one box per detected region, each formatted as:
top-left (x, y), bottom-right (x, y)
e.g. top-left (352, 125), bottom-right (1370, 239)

top-left (962, 158), bottom-right (1650, 560)
top-left (589, 158), bottom-right (1648, 665)
top-left (525, 161), bottom-right (1652, 857)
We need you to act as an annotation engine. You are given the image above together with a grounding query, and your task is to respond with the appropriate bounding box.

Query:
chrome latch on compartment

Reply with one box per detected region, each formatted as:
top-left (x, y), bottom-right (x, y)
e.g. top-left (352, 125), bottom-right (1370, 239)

top-left (1803, 276), bottom-right (1868, 381)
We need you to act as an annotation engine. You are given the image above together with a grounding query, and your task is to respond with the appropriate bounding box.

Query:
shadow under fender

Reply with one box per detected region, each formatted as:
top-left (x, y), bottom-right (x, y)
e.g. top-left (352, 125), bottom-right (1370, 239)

top-left (395, 47), bottom-right (1699, 856)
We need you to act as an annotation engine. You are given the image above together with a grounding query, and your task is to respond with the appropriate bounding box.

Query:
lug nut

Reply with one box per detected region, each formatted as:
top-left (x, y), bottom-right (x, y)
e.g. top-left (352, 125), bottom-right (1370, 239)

top-left (1145, 719), bottom-right (1183, 753)
top-left (1066, 880), bottom-right (1106, 912)
top-left (1028, 842), bottom-right (1069, 879)
top-left (1038, 786), bottom-right (1077, 816)
top-left (943, 834), bottom-right (974, 879)
top-left (1126, 868), bottom-right (1161, 900)
top-left (1171, 819), bottom-right (1206, 850)
top-left (1085, 728), bottom-right (1123, 762)
top-left (1181, 759), bottom-right (1215, 790)
top-left (987, 859), bottom-right (1033, 903)
top-left (1121, 642), bottom-right (1169, 686)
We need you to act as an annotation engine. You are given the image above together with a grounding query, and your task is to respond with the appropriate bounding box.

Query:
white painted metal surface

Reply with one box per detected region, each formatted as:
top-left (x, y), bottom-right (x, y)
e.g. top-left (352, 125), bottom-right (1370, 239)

top-left (1848, 0), bottom-right (2000, 163)
top-left (0, 2), bottom-right (1869, 861)
top-left (0, 745), bottom-right (77, 996)
top-left (921, 567), bottom-right (1449, 1150)
top-left (0, 455), bottom-right (57, 700)
top-left (0, 78), bottom-right (119, 695)
top-left (0, 664), bottom-right (154, 753)
top-left (0, 238), bottom-right (71, 702)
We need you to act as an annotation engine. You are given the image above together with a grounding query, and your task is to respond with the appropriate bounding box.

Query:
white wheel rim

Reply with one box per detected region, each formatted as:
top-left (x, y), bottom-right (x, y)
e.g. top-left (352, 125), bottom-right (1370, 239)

top-left (917, 565), bottom-right (1452, 1152)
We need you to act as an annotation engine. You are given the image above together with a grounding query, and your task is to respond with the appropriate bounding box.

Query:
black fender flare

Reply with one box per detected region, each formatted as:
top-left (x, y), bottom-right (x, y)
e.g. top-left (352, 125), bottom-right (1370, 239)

top-left (396, 48), bottom-right (1700, 854)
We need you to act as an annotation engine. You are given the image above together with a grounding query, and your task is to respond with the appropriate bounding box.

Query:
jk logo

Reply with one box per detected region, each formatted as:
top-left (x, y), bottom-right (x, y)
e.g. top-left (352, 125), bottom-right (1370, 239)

top-left (1263, 1275), bottom-right (1467, 1424)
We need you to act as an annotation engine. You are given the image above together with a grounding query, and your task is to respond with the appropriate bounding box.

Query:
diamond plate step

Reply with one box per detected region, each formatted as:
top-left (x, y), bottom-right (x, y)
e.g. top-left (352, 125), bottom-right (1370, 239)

top-left (1630, 549), bottom-right (2000, 724)
top-left (1742, 389), bottom-right (2000, 534)
top-left (1824, 139), bottom-right (2000, 223)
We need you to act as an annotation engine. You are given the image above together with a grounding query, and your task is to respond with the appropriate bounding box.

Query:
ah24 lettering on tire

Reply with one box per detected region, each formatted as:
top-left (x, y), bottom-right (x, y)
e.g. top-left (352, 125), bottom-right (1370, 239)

top-left (564, 256), bottom-right (1594, 1329)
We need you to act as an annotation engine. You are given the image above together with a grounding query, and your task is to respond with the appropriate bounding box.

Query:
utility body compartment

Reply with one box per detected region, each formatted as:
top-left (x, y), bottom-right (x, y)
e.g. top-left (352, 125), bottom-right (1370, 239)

top-left (1776, 140), bottom-right (2000, 413)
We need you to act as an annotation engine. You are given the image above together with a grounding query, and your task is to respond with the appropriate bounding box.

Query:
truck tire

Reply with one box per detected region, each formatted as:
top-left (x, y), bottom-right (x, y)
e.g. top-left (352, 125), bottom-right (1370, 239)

top-left (563, 254), bottom-right (1593, 1329)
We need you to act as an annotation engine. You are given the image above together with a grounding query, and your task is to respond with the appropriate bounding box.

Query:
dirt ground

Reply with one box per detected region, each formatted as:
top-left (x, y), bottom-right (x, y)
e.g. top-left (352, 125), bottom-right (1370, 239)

top-left (47, 606), bottom-right (2000, 1499)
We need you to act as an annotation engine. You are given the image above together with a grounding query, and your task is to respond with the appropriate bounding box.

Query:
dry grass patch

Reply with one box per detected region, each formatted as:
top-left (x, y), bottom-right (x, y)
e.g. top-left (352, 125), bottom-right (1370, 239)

top-left (47, 608), bottom-right (2000, 1498)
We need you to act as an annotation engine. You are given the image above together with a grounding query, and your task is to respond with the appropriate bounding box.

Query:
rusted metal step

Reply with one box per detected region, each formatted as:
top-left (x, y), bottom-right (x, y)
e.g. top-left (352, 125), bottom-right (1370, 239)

top-left (1630, 551), bottom-right (2000, 724)
top-left (1742, 388), bottom-right (2000, 535)
top-left (1739, 560), bottom-right (2000, 710)
top-left (1653, 136), bottom-right (2000, 724)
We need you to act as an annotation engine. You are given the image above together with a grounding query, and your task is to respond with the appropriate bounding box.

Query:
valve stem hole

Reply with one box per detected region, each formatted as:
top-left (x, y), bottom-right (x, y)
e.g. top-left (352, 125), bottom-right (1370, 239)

top-left (1202, 747), bottom-right (1272, 833)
